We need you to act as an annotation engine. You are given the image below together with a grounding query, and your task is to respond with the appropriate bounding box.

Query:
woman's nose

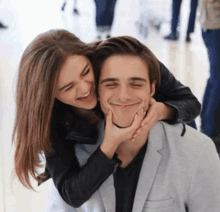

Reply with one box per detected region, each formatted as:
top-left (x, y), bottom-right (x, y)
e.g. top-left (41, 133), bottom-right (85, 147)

top-left (78, 81), bottom-right (91, 95)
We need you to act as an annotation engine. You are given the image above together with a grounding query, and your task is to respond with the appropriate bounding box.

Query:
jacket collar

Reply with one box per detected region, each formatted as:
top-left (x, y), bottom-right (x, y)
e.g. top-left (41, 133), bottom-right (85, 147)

top-left (61, 110), bottom-right (99, 144)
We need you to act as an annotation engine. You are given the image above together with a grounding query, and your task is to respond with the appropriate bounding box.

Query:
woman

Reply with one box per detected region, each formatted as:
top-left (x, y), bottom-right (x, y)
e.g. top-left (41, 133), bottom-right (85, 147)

top-left (12, 29), bottom-right (200, 210)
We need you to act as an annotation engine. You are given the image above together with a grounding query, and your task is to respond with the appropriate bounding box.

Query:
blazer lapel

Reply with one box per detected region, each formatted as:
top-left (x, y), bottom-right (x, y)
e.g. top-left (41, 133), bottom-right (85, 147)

top-left (97, 121), bottom-right (116, 212)
top-left (132, 122), bottom-right (164, 212)
top-left (99, 175), bottom-right (115, 212)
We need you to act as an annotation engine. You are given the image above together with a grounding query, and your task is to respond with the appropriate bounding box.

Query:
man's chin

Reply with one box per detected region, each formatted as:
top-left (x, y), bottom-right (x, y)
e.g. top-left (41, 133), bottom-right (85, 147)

top-left (111, 111), bottom-right (138, 128)
top-left (113, 118), bottom-right (133, 128)
top-left (113, 122), bottom-right (131, 128)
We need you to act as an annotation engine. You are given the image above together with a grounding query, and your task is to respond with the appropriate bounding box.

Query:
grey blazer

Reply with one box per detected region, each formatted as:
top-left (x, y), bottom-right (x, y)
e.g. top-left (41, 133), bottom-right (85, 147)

top-left (45, 121), bottom-right (220, 212)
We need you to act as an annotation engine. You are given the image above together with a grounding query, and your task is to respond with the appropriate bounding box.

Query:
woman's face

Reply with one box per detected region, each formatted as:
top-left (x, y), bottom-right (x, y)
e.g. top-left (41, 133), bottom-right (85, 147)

top-left (56, 55), bottom-right (97, 109)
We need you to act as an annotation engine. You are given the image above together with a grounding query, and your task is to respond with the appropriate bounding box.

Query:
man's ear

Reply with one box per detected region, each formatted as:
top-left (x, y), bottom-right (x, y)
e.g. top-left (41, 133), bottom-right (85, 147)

top-left (150, 80), bottom-right (156, 97)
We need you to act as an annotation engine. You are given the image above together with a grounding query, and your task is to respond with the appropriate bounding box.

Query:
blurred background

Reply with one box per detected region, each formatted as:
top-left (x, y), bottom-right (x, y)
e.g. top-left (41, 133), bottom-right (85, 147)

top-left (0, 0), bottom-right (209, 211)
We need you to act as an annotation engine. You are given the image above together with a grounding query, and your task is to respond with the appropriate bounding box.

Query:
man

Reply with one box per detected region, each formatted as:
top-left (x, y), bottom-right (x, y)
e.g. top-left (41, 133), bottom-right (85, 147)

top-left (44, 36), bottom-right (220, 212)
top-left (90, 36), bottom-right (220, 211)
top-left (164, 0), bottom-right (198, 42)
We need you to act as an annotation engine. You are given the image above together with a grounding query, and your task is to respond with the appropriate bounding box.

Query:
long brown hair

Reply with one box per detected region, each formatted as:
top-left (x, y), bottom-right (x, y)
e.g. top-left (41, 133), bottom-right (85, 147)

top-left (12, 29), bottom-right (95, 189)
top-left (93, 36), bottom-right (161, 91)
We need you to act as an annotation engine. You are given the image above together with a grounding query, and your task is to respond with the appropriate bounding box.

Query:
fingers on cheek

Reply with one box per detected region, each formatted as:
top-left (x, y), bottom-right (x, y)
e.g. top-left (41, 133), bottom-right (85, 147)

top-left (134, 126), bottom-right (142, 135)
top-left (142, 109), bottom-right (145, 117)
top-left (143, 125), bottom-right (150, 132)
top-left (142, 118), bottom-right (149, 127)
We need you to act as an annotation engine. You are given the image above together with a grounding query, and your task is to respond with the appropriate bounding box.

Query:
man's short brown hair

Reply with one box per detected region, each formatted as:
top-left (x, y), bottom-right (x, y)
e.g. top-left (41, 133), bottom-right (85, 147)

top-left (93, 36), bottom-right (161, 90)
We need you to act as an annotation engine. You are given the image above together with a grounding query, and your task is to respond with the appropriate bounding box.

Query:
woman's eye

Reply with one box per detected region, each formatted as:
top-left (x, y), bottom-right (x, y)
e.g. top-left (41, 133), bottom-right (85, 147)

top-left (65, 85), bottom-right (73, 91)
top-left (83, 69), bottom-right (90, 76)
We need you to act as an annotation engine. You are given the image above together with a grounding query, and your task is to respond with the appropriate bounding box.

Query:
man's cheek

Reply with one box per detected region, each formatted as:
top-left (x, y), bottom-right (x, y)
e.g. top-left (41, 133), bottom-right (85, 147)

top-left (100, 100), bottom-right (111, 115)
top-left (143, 100), bottom-right (150, 113)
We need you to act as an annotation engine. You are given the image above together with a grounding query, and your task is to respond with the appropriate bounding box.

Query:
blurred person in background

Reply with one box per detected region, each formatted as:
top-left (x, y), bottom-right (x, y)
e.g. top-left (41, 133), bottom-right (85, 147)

top-left (0, 20), bottom-right (7, 29)
top-left (198, 0), bottom-right (220, 154)
top-left (164, 0), bottom-right (198, 42)
top-left (94, 0), bottom-right (117, 40)
top-left (61, 0), bottom-right (80, 15)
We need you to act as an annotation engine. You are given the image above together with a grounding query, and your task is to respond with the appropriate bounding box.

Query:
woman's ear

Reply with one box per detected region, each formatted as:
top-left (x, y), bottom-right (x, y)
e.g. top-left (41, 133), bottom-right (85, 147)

top-left (150, 80), bottom-right (156, 97)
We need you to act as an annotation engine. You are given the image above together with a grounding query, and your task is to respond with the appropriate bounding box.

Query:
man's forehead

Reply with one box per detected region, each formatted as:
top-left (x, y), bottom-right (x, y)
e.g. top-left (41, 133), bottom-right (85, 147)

top-left (100, 67), bottom-right (149, 82)
top-left (100, 55), bottom-right (149, 78)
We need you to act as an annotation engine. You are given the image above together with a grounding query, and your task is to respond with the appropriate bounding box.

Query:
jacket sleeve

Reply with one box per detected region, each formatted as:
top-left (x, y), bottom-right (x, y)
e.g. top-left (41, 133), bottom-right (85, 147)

top-left (154, 62), bottom-right (201, 124)
top-left (187, 139), bottom-right (220, 211)
top-left (46, 139), bottom-right (119, 208)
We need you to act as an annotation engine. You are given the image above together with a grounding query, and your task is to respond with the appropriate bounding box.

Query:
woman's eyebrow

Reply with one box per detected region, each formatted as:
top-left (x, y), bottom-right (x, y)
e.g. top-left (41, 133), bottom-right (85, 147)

top-left (59, 82), bottom-right (74, 92)
top-left (81, 63), bottom-right (90, 75)
top-left (59, 63), bottom-right (89, 91)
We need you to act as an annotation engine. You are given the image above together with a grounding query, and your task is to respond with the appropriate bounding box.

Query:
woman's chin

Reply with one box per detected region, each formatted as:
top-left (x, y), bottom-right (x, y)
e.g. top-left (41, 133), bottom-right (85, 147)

top-left (82, 98), bottom-right (98, 110)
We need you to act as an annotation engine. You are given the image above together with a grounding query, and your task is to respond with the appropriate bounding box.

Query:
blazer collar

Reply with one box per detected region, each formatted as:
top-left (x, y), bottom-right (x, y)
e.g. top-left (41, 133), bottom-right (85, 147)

top-left (99, 121), bottom-right (165, 212)
top-left (132, 121), bottom-right (164, 211)
top-left (99, 175), bottom-right (116, 212)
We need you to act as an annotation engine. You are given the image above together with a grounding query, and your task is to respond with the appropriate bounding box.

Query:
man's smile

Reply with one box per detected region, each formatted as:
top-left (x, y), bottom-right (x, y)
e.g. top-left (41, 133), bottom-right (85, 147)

top-left (111, 103), bottom-right (140, 109)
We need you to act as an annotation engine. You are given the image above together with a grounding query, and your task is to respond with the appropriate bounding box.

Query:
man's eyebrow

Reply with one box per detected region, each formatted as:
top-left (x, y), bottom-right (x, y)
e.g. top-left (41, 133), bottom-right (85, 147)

top-left (100, 78), bottom-right (119, 84)
top-left (59, 63), bottom-right (89, 91)
top-left (100, 77), bottom-right (147, 84)
top-left (129, 77), bottom-right (147, 82)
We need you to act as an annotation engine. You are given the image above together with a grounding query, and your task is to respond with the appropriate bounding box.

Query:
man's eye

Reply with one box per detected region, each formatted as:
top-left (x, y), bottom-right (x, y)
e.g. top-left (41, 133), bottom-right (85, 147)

top-left (131, 84), bottom-right (142, 87)
top-left (106, 84), bottom-right (117, 87)
top-left (83, 69), bottom-right (90, 76)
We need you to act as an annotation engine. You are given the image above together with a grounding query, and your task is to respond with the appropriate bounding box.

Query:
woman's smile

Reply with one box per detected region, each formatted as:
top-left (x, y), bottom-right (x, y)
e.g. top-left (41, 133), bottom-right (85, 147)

top-left (77, 86), bottom-right (95, 103)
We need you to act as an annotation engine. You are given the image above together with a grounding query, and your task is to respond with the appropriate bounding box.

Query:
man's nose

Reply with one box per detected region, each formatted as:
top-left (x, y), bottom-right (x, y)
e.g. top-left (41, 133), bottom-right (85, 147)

top-left (118, 86), bottom-right (132, 102)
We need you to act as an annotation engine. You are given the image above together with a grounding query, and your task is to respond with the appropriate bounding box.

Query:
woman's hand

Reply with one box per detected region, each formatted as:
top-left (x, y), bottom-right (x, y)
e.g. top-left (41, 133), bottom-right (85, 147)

top-left (104, 108), bottom-right (145, 144)
top-left (132, 98), bottom-right (175, 141)
top-left (100, 108), bottom-right (145, 159)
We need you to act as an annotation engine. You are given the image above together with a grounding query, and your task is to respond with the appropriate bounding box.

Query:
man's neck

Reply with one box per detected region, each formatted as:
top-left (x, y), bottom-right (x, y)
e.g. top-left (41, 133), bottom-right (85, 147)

top-left (116, 132), bottom-right (149, 168)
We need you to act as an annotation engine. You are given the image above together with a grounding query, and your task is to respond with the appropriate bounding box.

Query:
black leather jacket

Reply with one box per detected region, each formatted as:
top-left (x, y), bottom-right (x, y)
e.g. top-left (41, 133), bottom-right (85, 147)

top-left (42, 62), bottom-right (201, 208)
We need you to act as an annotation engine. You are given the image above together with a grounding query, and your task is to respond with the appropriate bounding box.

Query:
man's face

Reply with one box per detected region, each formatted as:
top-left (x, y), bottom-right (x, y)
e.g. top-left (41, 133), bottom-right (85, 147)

top-left (98, 55), bottom-right (156, 128)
